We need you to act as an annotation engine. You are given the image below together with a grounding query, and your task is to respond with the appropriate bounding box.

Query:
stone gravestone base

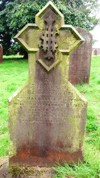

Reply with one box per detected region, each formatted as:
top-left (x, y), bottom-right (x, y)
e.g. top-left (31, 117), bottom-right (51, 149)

top-left (0, 157), bottom-right (55, 178)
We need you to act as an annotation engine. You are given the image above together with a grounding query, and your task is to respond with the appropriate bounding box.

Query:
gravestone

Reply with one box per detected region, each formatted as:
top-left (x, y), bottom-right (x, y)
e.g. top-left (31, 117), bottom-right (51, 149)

top-left (0, 44), bottom-right (3, 63)
top-left (69, 27), bottom-right (92, 84)
top-left (9, 1), bottom-right (87, 170)
top-left (94, 49), bottom-right (97, 55)
top-left (93, 48), bottom-right (100, 55)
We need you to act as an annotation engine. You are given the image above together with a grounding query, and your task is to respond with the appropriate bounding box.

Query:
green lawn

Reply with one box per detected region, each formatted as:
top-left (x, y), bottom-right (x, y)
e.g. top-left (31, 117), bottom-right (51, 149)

top-left (0, 56), bottom-right (100, 178)
top-left (0, 57), bottom-right (28, 156)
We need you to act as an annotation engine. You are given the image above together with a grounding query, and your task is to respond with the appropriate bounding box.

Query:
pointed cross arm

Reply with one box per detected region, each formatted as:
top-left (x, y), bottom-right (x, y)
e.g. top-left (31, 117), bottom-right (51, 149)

top-left (58, 25), bottom-right (84, 55)
top-left (14, 24), bottom-right (41, 52)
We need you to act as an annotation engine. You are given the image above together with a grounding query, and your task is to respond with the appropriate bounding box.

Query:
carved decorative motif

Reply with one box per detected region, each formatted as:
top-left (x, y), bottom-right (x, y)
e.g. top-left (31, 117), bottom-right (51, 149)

top-left (40, 9), bottom-right (58, 61)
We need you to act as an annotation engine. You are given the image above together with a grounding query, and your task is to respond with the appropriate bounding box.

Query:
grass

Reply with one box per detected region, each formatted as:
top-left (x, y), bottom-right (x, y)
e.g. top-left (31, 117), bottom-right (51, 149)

top-left (0, 56), bottom-right (100, 177)
top-left (0, 57), bottom-right (28, 156)
top-left (3, 55), bottom-right (24, 59)
top-left (54, 56), bottom-right (100, 178)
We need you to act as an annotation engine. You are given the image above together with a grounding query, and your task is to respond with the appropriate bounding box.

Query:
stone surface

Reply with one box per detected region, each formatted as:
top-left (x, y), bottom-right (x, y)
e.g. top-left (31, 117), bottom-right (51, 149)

top-left (92, 48), bottom-right (100, 55)
top-left (0, 44), bottom-right (3, 63)
top-left (69, 27), bottom-right (92, 84)
top-left (0, 157), bottom-right (55, 178)
top-left (9, 1), bottom-right (87, 168)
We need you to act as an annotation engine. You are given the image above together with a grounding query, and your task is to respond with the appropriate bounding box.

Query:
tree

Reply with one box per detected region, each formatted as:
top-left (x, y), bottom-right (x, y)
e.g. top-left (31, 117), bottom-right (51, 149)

top-left (0, 0), bottom-right (14, 11)
top-left (0, 0), bottom-right (40, 54)
top-left (0, 0), bottom-right (99, 54)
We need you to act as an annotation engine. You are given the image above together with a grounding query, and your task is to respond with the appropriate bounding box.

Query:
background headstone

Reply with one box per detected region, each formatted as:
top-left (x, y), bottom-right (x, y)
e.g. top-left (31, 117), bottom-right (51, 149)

top-left (69, 27), bottom-right (92, 84)
top-left (9, 1), bottom-right (87, 169)
top-left (92, 48), bottom-right (100, 55)
top-left (0, 44), bottom-right (3, 64)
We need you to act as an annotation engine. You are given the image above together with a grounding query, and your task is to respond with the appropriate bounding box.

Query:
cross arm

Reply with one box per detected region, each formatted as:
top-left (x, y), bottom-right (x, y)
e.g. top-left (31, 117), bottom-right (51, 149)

top-left (58, 25), bottom-right (84, 55)
top-left (14, 24), bottom-right (41, 52)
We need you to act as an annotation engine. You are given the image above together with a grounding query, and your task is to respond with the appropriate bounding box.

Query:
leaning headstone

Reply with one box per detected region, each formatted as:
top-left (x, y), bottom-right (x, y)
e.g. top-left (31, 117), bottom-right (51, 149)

top-left (69, 27), bottom-right (92, 84)
top-left (9, 1), bottom-right (87, 171)
top-left (0, 44), bottom-right (3, 63)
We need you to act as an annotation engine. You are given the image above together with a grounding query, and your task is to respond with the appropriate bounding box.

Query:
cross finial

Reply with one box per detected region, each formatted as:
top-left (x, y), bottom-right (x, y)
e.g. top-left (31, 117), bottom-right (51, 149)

top-left (15, 1), bottom-right (84, 72)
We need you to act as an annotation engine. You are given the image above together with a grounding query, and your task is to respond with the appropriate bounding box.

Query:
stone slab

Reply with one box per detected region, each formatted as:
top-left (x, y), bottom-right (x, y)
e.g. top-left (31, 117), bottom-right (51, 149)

top-left (9, 1), bottom-right (87, 168)
top-left (69, 27), bottom-right (92, 84)
top-left (92, 48), bottom-right (100, 55)
top-left (0, 157), bottom-right (55, 178)
top-left (9, 59), bottom-right (87, 167)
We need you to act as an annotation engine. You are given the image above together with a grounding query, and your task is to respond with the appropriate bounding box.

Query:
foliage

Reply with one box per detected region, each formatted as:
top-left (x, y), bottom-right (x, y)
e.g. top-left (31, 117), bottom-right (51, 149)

top-left (0, 0), bottom-right (99, 54)
top-left (0, 55), bottom-right (100, 177)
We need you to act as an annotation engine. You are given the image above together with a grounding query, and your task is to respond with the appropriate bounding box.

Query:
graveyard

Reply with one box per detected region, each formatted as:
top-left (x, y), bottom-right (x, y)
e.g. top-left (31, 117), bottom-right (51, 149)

top-left (0, 1), bottom-right (100, 178)
top-left (0, 55), bottom-right (99, 177)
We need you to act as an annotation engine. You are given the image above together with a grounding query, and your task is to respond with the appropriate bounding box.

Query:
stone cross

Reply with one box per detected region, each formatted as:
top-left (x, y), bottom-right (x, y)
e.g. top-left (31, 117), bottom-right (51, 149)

top-left (9, 1), bottom-right (87, 169)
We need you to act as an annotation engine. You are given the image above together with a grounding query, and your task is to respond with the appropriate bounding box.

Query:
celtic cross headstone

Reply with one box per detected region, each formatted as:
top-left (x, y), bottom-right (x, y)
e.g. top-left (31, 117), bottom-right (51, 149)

top-left (9, 1), bottom-right (87, 168)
